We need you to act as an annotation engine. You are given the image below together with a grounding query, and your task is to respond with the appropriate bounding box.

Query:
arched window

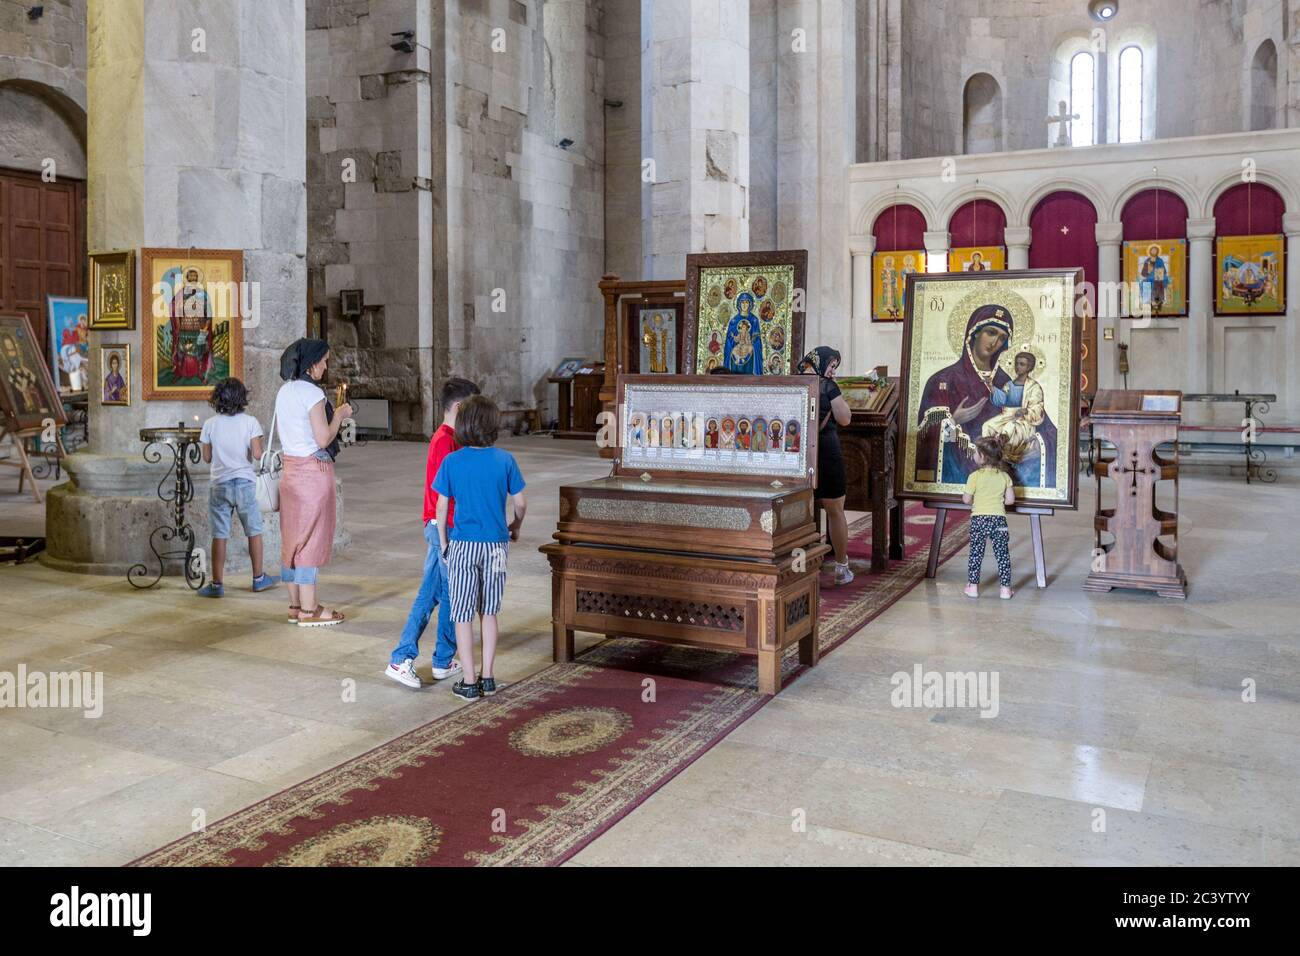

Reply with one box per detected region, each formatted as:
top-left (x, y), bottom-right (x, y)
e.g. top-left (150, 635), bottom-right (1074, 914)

top-left (962, 73), bottom-right (1003, 155)
top-left (1117, 46), bottom-right (1143, 143)
top-left (1250, 40), bottom-right (1278, 131)
top-left (1069, 52), bottom-right (1096, 147)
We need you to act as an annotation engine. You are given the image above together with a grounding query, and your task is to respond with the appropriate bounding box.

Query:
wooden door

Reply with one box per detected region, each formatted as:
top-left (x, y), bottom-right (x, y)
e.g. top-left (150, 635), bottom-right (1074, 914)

top-left (0, 167), bottom-right (86, 363)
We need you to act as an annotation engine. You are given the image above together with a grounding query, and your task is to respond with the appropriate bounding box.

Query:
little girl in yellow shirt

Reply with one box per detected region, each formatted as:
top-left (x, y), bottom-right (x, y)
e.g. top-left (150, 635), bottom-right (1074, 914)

top-left (961, 434), bottom-right (1016, 599)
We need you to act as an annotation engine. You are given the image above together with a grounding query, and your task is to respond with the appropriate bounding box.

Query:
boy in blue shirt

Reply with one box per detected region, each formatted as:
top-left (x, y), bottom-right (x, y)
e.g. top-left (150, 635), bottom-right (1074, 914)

top-left (432, 395), bottom-right (527, 700)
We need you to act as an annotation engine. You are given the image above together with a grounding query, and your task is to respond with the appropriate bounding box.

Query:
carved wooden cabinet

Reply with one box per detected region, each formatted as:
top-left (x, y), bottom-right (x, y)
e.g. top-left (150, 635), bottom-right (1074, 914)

top-left (541, 374), bottom-right (830, 694)
top-left (838, 377), bottom-right (903, 571)
top-left (1083, 389), bottom-right (1187, 598)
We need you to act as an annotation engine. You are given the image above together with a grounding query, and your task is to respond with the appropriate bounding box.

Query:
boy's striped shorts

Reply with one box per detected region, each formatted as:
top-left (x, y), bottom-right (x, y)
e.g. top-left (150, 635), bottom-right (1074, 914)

top-left (446, 540), bottom-right (509, 623)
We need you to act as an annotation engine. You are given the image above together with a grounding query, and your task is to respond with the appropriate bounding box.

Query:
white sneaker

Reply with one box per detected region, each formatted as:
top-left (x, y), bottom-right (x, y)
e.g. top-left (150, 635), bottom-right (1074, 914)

top-left (430, 660), bottom-right (463, 681)
top-left (385, 659), bottom-right (423, 689)
top-left (834, 561), bottom-right (855, 586)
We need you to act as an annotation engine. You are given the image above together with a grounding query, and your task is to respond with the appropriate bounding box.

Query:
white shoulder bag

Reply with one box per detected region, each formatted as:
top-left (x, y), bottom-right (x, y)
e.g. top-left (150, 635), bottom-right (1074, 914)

top-left (255, 411), bottom-right (283, 513)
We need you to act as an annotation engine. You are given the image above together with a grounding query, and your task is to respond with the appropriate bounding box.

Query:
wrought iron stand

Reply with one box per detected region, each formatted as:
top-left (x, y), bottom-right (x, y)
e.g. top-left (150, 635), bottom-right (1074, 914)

top-left (128, 423), bottom-right (207, 590)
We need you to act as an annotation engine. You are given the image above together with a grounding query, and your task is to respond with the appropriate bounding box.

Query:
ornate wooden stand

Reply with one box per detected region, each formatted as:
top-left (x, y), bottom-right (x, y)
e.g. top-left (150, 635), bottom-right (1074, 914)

top-left (1083, 389), bottom-right (1186, 598)
top-left (0, 418), bottom-right (66, 504)
top-left (839, 378), bottom-right (903, 572)
top-left (549, 367), bottom-right (605, 440)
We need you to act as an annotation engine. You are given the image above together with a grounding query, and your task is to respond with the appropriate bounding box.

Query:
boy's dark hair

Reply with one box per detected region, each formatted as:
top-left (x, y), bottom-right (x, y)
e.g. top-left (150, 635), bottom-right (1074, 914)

top-left (974, 433), bottom-right (1013, 475)
top-left (441, 377), bottom-right (480, 408)
top-left (1016, 351), bottom-right (1037, 370)
top-left (454, 394), bottom-right (500, 448)
top-left (209, 377), bottom-right (249, 416)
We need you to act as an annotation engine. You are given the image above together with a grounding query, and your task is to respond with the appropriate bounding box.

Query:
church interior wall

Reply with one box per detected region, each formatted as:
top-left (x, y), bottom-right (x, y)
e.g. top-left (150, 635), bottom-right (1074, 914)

top-left (890, 0), bottom-right (1294, 159)
top-left (0, 0), bottom-right (86, 176)
top-left (441, 0), bottom-right (605, 424)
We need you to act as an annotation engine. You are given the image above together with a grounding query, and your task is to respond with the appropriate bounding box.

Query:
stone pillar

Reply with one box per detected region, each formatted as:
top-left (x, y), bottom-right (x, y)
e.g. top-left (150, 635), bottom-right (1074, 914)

top-left (1185, 217), bottom-right (1216, 400)
top-left (849, 234), bottom-right (874, 322)
top-left (1284, 213), bottom-right (1300, 420)
top-left (1004, 226), bottom-right (1031, 270)
top-left (772, 0), bottom-right (856, 350)
top-left (1094, 221), bottom-right (1123, 392)
top-left (644, 0), bottom-right (750, 278)
top-left (45, 0), bottom-right (323, 576)
top-left (923, 229), bottom-right (949, 273)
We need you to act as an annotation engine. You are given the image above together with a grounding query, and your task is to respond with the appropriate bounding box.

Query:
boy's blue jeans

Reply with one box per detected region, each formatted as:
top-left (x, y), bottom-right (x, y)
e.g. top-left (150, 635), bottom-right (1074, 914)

top-left (390, 521), bottom-right (457, 668)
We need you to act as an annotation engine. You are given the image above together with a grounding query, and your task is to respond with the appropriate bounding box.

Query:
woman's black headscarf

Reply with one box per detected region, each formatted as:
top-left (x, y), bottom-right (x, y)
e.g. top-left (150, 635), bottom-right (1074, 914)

top-left (280, 338), bottom-right (330, 382)
top-left (799, 346), bottom-right (842, 377)
top-left (279, 338), bottom-right (340, 460)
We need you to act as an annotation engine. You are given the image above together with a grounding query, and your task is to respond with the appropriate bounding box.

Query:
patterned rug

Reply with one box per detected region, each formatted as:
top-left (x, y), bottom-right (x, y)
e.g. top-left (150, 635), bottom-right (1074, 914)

top-left (130, 503), bottom-right (968, 867)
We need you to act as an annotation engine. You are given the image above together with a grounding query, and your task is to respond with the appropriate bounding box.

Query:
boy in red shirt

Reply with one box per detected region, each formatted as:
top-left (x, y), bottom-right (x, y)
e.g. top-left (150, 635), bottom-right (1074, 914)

top-left (386, 378), bottom-right (480, 688)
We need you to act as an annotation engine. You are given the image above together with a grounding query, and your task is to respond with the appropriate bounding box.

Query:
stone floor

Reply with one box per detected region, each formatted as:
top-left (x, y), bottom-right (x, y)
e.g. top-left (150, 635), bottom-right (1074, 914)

top-left (1, 437), bottom-right (1297, 866)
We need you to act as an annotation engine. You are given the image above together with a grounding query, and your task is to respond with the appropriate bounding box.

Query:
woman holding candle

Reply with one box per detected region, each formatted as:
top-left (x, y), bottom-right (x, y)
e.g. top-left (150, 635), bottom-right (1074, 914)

top-left (275, 338), bottom-right (352, 626)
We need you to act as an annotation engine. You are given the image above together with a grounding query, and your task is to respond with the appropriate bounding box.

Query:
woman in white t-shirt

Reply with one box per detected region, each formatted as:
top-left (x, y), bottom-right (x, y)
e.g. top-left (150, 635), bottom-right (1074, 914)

top-left (275, 338), bottom-right (352, 627)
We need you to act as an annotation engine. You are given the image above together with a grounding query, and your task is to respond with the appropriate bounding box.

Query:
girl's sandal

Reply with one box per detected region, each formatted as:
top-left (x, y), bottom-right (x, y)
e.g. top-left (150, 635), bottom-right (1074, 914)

top-left (287, 605), bottom-right (301, 624)
top-left (297, 606), bottom-right (346, 628)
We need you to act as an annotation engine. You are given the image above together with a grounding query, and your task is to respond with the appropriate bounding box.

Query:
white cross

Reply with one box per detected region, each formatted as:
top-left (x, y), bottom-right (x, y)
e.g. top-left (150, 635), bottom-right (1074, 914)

top-left (1046, 100), bottom-right (1079, 148)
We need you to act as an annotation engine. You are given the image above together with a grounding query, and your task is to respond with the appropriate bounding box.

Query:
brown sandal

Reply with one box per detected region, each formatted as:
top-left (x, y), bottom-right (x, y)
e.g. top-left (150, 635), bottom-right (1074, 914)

top-left (287, 605), bottom-right (301, 623)
top-left (297, 606), bottom-right (345, 628)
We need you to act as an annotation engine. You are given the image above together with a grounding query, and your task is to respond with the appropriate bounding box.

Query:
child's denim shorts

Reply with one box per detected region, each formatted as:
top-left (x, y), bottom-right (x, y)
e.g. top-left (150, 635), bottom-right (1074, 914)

top-left (209, 478), bottom-right (263, 539)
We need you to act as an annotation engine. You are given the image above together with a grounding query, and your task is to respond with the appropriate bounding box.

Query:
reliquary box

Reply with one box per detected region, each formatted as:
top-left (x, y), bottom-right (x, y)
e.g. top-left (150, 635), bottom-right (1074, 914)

top-left (555, 374), bottom-right (821, 559)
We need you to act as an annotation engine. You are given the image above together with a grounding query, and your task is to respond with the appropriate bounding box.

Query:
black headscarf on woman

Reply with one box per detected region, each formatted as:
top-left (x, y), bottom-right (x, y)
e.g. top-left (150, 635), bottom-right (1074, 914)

top-left (279, 338), bottom-right (340, 460)
top-left (280, 338), bottom-right (330, 382)
top-left (799, 346), bottom-right (842, 378)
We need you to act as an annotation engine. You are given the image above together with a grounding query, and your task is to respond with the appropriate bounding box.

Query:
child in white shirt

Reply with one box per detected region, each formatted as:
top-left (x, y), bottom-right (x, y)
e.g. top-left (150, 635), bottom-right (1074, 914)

top-left (197, 378), bottom-right (277, 597)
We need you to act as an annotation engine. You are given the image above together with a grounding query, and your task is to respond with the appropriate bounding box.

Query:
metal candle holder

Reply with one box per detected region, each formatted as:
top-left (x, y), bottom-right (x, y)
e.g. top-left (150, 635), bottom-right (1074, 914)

top-left (127, 422), bottom-right (207, 590)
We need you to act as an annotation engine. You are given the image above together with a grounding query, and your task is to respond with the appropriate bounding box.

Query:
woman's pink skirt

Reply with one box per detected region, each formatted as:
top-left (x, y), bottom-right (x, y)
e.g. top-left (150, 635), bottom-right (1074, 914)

top-left (280, 455), bottom-right (336, 569)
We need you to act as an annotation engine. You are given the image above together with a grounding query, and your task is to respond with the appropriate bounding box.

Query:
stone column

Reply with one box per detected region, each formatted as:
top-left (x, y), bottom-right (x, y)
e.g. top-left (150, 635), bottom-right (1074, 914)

top-left (644, 0), bottom-right (750, 278)
top-left (772, 0), bottom-right (856, 350)
top-left (1185, 217), bottom-right (1216, 401)
top-left (1284, 212), bottom-right (1300, 420)
top-left (923, 229), bottom-right (950, 273)
top-left (45, 0), bottom-right (319, 576)
top-left (1094, 221), bottom-right (1122, 392)
top-left (849, 234), bottom-right (874, 322)
top-left (1004, 226), bottom-right (1031, 270)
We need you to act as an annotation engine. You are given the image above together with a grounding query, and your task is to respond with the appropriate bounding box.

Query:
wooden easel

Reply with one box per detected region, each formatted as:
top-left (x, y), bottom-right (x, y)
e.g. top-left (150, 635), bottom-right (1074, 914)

top-left (923, 500), bottom-right (1053, 588)
top-left (0, 414), bottom-right (65, 504)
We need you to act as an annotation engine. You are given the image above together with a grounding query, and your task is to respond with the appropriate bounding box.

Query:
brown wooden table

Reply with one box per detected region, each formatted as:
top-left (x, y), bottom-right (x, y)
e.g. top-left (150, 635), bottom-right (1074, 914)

top-left (838, 378), bottom-right (903, 572)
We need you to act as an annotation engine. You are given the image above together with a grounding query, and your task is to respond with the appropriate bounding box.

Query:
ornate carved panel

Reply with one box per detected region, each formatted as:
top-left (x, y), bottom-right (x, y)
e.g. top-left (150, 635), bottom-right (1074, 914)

top-left (784, 593), bottom-right (810, 628)
top-left (576, 497), bottom-right (751, 531)
top-left (575, 589), bottom-right (746, 631)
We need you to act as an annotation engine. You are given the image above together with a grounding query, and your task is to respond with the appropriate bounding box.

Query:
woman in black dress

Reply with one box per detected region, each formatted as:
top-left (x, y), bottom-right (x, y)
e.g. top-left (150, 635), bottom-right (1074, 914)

top-left (798, 346), bottom-right (854, 585)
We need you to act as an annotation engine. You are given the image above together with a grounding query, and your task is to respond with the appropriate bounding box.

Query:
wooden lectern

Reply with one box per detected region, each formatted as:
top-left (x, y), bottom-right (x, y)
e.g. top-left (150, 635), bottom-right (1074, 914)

top-left (1083, 389), bottom-right (1187, 598)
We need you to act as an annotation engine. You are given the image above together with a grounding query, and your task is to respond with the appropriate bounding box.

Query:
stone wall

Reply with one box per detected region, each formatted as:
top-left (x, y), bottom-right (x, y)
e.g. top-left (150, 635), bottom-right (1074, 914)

top-left (0, 0), bottom-right (86, 175)
top-left (306, 0), bottom-right (435, 438)
top-left (890, 0), bottom-right (1295, 160)
top-left (440, 0), bottom-right (606, 422)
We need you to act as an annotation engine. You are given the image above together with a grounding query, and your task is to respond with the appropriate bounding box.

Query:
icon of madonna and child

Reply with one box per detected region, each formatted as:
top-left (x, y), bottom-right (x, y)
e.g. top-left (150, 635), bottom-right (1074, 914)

top-left (914, 303), bottom-right (1059, 489)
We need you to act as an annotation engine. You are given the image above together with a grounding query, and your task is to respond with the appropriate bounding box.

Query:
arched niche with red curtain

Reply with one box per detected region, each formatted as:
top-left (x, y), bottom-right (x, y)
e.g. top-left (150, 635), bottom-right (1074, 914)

top-left (1213, 182), bottom-right (1286, 316)
top-left (948, 198), bottom-right (1008, 271)
top-left (870, 203), bottom-right (927, 321)
top-left (1029, 190), bottom-right (1098, 398)
top-left (1120, 188), bottom-right (1190, 318)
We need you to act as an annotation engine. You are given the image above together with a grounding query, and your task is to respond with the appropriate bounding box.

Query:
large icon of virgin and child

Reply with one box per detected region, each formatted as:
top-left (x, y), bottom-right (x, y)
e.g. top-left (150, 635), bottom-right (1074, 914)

top-left (723, 292), bottom-right (763, 374)
top-left (913, 303), bottom-right (1059, 489)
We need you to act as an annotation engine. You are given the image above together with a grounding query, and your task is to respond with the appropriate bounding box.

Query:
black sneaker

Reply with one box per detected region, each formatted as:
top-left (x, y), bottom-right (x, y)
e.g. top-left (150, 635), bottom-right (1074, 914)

top-left (479, 676), bottom-right (497, 696)
top-left (451, 679), bottom-right (481, 701)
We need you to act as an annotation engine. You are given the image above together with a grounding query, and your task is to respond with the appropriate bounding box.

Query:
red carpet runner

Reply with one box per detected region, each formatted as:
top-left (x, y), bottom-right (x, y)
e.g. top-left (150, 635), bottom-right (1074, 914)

top-left (130, 504), bottom-right (968, 866)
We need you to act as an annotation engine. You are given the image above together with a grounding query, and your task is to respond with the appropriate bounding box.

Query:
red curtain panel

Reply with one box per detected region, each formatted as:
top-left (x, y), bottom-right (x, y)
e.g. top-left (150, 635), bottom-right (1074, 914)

top-left (1213, 182), bottom-right (1285, 236)
top-left (1029, 190), bottom-right (1099, 401)
top-left (1120, 188), bottom-right (1189, 240)
top-left (948, 198), bottom-right (1008, 248)
top-left (872, 203), bottom-right (926, 251)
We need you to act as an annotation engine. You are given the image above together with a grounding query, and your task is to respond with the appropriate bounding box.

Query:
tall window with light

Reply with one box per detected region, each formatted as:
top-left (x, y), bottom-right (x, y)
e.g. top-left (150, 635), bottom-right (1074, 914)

top-left (1117, 46), bottom-right (1143, 143)
top-left (1070, 52), bottom-right (1096, 147)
